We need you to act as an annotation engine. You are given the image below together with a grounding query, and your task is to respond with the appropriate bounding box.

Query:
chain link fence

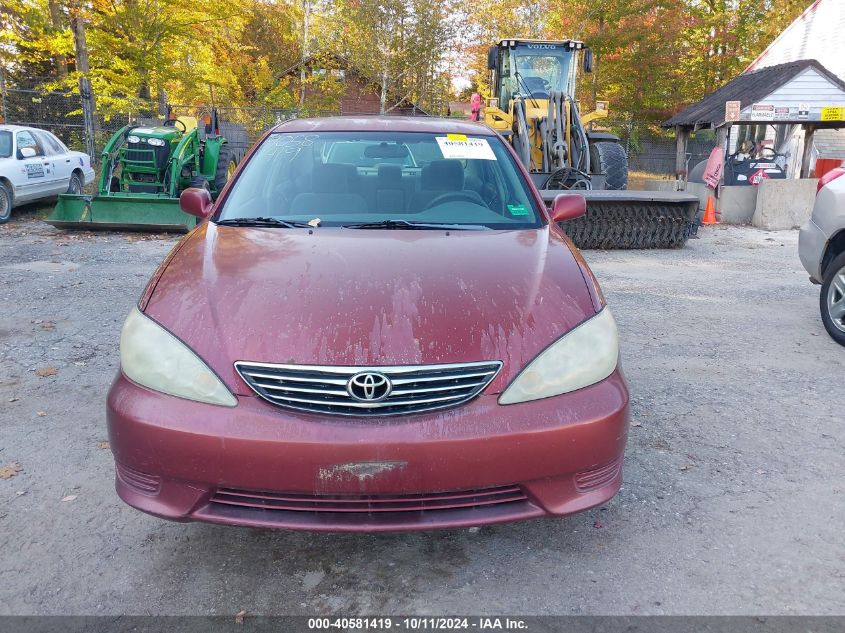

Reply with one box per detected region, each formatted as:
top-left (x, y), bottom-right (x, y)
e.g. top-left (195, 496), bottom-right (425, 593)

top-left (0, 80), bottom-right (334, 164)
top-left (626, 134), bottom-right (716, 176)
top-left (1, 86), bottom-right (89, 153)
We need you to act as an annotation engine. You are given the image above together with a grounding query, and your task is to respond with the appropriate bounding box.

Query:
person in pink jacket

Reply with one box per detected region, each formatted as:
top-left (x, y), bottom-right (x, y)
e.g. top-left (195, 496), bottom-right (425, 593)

top-left (470, 93), bottom-right (482, 121)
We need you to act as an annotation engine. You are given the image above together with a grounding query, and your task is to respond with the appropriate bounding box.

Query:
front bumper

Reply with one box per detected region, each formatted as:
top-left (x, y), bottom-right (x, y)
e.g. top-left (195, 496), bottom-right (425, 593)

top-left (799, 218), bottom-right (827, 283)
top-left (107, 370), bottom-right (630, 532)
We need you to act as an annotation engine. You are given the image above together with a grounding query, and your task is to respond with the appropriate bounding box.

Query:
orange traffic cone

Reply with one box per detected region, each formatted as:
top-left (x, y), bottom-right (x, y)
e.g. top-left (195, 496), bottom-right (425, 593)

top-left (702, 195), bottom-right (717, 225)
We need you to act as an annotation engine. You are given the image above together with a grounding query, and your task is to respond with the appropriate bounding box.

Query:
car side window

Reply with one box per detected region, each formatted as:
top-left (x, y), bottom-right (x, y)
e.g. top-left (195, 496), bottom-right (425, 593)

top-left (35, 131), bottom-right (66, 155)
top-left (16, 131), bottom-right (44, 158)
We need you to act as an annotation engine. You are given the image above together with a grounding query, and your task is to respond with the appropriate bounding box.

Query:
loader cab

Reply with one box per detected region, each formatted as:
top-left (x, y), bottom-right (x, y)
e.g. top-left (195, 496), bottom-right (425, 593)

top-left (488, 40), bottom-right (588, 109)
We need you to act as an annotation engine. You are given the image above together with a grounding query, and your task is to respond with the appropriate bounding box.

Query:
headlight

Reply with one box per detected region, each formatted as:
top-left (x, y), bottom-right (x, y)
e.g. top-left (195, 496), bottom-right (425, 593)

top-left (146, 137), bottom-right (166, 147)
top-left (127, 135), bottom-right (141, 144)
top-left (498, 308), bottom-right (619, 405)
top-left (119, 307), bottom-right (237, 407)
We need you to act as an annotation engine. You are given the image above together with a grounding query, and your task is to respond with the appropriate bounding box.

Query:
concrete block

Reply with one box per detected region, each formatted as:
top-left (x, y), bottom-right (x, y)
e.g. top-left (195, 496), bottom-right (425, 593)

top-left (752, 178), bottom-right (819, 230)
top-left (644, 179), bottom-right (682, 192)
top-left (718, 186), bottom-right (758, 225)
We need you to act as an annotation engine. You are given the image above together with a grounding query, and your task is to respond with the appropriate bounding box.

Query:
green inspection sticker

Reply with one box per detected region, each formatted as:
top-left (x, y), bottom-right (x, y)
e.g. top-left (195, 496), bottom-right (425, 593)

top-left (507, 204), bottom-right (529, 216)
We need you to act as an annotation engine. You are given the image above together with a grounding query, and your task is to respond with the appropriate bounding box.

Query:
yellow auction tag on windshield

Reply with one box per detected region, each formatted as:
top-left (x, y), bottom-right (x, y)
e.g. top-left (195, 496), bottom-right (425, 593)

top-left (447, 133), bottom-right (468, 141)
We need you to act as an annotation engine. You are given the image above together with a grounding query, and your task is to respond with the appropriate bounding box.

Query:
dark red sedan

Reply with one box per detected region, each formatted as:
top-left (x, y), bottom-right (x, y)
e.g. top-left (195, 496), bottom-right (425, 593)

top-left (107, 116), bottom-right (630, 531)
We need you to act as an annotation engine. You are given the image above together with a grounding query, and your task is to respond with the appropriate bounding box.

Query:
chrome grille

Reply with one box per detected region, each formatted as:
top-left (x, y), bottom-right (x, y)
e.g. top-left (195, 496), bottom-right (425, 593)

top-left (234, 361), bottom-right (502, 417)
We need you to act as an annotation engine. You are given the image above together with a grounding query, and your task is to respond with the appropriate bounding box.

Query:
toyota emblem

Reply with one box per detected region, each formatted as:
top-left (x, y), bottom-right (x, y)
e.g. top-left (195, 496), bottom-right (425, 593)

top-left (347, 372), bottom-right (392, 402)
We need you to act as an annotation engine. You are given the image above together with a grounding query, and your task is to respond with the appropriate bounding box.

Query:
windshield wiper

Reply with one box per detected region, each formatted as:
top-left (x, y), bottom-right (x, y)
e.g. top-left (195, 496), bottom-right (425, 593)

top-left (342, 219), bottom-right (489, 231)
top-left (513, 71), bottom-right (541, 110)
top-left (215, 217), bottom-right (313, 228)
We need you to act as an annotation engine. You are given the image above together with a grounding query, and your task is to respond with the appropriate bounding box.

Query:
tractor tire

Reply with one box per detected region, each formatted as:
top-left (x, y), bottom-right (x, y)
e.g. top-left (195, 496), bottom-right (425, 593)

top-left (590, 141), bottom-right (629, 190)
top-left (213, 144), bottom-right (236, 192)
top-left (0, 182), bottom-right (12, 224)
top-left (820, 252), bottom-right (845, 347)
top-left (190, 176), bottom-right (209, 190)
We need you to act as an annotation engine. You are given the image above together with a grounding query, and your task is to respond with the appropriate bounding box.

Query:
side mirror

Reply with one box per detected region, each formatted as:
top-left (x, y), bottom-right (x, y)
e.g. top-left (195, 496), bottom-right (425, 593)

top-left (19, 147), bottom-right (36, 159)
top-left (550, 193), bottom-right (586, 222)
top-left (487, 46), bottom-right (498, 71)
top-left (179, 187), bottom-right (214, 220)
top-left (583, 49), bottom-right (594, 74)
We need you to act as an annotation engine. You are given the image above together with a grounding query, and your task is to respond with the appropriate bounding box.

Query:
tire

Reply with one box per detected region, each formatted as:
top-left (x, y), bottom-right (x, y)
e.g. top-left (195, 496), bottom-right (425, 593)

top-left (190, 176), bottom-right (209, 190)
top-left (590, 141), bottom-right (629, 190)
top-left (66, 171), bottom-right (83, 194)
top-left (213, 144), bottom-right (236, 192)
top-left (820, 252), bottom-right (845, 346)
top-left (0, 182), bottom-right (12, 224)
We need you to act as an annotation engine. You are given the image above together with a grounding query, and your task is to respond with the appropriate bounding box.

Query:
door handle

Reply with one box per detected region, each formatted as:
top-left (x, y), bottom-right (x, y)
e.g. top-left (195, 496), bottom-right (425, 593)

top-left (65, 159), bottom-right (71, 163)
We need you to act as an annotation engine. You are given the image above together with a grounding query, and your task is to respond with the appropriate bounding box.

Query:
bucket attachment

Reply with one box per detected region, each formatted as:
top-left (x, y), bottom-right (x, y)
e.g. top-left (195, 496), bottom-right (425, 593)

top-left (47, 193), bottom-right (197, 233)
top-left (541, 190), bottom-right (701, 249)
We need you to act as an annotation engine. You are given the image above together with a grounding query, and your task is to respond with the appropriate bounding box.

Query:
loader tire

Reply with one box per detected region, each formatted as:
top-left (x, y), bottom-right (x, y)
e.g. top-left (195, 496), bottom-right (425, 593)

top-left (590, 141), bottom-right (628, 190)
top-left (213, 144), bottom-right (236, 192)
top-left (559, 201), bottom-right (697, 250)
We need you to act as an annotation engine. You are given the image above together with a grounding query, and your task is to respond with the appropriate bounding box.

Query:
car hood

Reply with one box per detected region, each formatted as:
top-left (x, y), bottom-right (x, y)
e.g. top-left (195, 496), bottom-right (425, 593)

top-left (143, 224), bottom-right (598, 395)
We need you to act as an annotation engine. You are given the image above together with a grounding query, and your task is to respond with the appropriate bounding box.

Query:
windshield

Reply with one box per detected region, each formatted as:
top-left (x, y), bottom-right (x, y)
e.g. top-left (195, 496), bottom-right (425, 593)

top-left (219, 131), bottom-right (544, 229)
top-left (512, 45), bottom-right (574, 96)
top-left (0, 132), bottom-right (11, 159)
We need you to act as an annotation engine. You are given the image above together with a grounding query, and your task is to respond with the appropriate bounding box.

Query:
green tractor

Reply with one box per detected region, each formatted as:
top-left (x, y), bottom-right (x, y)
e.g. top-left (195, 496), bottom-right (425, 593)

top-left (48, 107), bottom-right (245, 232)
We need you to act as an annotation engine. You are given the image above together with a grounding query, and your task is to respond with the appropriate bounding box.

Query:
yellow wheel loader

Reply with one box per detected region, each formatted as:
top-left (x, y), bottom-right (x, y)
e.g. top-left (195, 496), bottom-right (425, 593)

top-left (484, 39), bottom-right (699, 249)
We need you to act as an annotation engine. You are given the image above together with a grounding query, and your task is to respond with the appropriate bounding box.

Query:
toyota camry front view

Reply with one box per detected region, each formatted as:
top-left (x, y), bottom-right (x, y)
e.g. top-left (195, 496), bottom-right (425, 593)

top-left (106, 116), bottom-right (630, 532)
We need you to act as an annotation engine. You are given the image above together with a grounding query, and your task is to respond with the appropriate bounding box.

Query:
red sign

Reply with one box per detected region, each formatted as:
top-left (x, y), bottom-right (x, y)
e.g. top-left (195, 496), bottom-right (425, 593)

top-left (750, 169), bottom-right (770, 186)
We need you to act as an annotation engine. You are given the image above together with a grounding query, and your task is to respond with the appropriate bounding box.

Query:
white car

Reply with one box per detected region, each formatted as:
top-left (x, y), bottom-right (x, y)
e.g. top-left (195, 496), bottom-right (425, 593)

top-left (799, 167), bottom-right (845, 346)
top-left (0, 124), bottom-right (96, 224)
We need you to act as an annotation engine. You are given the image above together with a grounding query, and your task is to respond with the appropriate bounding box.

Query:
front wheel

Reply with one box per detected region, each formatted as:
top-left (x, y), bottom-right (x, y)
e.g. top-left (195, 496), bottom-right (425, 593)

top-left (590, 141), bottom-right (629, 190)
top-left (0, 182), bottom-right (12, 224)
top-left (213, 144), bottom-right (236, 192)
top-left (820, 252), bottom-right (845, 346)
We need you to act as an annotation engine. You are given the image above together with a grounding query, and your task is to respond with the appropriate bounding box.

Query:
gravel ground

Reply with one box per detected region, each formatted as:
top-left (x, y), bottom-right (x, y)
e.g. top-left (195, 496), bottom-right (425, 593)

top-left (0, 204), bottom-right (843, 616)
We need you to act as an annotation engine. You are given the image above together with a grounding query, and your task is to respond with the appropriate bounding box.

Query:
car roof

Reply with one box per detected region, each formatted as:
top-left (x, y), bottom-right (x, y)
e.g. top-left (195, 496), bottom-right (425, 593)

top-left (270, 116), bottom-right (497, 136)
top-left (0, 124), bottom-right (54, 134)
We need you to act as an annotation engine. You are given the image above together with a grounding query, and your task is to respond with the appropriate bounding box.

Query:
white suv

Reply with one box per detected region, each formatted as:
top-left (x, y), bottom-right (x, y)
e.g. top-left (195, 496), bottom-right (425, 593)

top-left (0, 125), bottom-right (96, 224)
top-left (799, 167), bottom-right (845, 346)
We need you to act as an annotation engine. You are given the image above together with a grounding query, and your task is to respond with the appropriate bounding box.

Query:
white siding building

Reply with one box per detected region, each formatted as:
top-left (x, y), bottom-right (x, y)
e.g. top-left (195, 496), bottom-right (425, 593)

top-left (746, 0), bottom-right (845, 81)
top-left (745, 0), bottom-right (845, 175)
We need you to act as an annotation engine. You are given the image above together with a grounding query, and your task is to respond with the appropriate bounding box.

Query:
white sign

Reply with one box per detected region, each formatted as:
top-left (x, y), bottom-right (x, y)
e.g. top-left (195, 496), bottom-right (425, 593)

top-left (436, 136), bottom-right (496, 161)
top-left (774, 107), bottom-right (791, 121)
top-left (798, 103), bottom-right (810, 120)
top-left (751, 103), bottom-right (775, 121)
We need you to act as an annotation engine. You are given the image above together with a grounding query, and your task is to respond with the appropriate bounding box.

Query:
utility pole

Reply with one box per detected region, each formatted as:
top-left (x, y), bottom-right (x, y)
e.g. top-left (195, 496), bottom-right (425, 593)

top-left (299, 0), bottom-right (311, 111)
top-left (70, 0), bottom-right (98, 159)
